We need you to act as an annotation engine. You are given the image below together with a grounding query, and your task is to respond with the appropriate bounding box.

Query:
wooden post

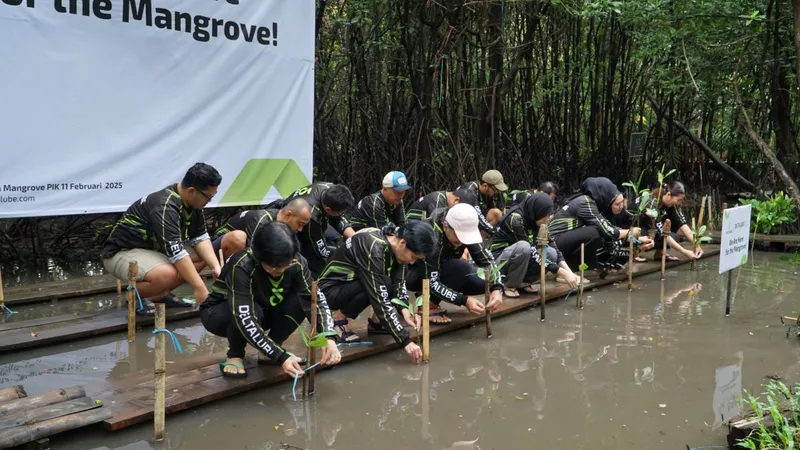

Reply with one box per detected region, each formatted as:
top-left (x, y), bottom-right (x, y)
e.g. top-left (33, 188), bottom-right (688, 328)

top-left (422, 279), bottom-right (430, 362)
top-left (0, 267), bottom-right (5, 313)
top-left (707, 196), bottom-right (713, 230)
top-left (578, 243), bottom-right (585, 309)
top-left (306, 281), bottom-right (318, 396)
top-left (627, 236), bottom-right (634, 291)
top-left (661, 219), bottom-right (671, 280)
top-left (536, 226), bottom-right (548, 322)
top-left (690, 217), bottom-right (697, 271)
top-left (126, 261), bottom-right (138, 343)
top-left (153, 303), bottom-right (166, 441)
top-left (484, 277), bottom-right (492, 338)
top-left (116, 279), bottom-right (121, 295)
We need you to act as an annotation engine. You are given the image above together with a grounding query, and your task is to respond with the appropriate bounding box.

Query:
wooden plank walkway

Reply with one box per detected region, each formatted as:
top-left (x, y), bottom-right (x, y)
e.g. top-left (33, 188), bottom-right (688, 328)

top-left (0, 308), bottom-right (200, 353)
top-left (94, 246), bottom-right (720, 431)
top-left (4, 270), bottom-right (214, 307)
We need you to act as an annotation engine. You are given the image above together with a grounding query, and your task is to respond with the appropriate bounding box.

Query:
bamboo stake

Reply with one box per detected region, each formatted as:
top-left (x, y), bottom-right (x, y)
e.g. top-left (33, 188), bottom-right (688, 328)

top-left (306, 281), bottom-right (319, 396)
top-left (536, 226), bottom-right (548, 322)
top-left (707, 196), bottom-right (713, 230)
top-left (627, 236), bottom-right (634, 291)
top-left (698, 196), bottom-right (707, 229)
top-left (661, 219), bottom-right (671, 280)
top-left (116, 279), bottom-right (122, 295)
top-left (578, 243), bottom-right (585, 309)
top-left (153, 303), bottom-right (166, 441)
top-left (127, 261), bottom-right (138, 343)
top-left (691, 217), bottom-right (697, 271)
top-left (0, 267), bottom-right (5, 313)
top-left (422, 279), bottom-right (430, 362)
top-left (0, 385), bottom-right (26, 404)
top-left (484, 277), bottom-right (492, 338)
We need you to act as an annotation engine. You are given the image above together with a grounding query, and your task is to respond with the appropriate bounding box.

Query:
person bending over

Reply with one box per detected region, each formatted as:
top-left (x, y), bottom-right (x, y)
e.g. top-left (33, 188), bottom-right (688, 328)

top-left (102, 163), bottom-right (222, 315)
top-left (458, 169), bottom-right (509, 234)
top-left (406, 189), bottom-right (478, 222)
top-left (638, 181), bottom-right (702, 262)
top-left (200, 222), bottom-right (341, 378)
top-left (278, 182), bottom-right (356, 277)
top-left (350, 171), bottom-right (411, 231)
top-left (318, 221), bottom-right (437, 364)
top-left (211, 198), bottom-right (312, 261)
top-left (405, 204), bottom-right (503, 325)
top-left (491, 193), bottom-right (581, 297)
top-left (548, 177), bottom-right (654, 274)
top-left (507, 181), bottom-right (559, 208)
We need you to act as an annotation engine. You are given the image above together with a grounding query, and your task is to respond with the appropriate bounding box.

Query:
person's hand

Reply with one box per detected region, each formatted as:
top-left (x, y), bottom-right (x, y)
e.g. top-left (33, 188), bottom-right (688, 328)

top-left (694, 247), bottom-right (704, 259)
top-left (630, 227), bottom-right (642, 238)
top-left (193, 285), bottom-right (209, 307)
top-left (639, 236), bottom-right (655, 251)
top-left (282, 355), bottom-right (305, 378)
top-left (401, 308), bottom-right (421, 331)
top-left (564, 272), bottom-right (580, 289)
top-left (404, 342), bottom-right (422, 365)
top-left (211, 264), bottom-right (221, 280)
top-left (320, 339), bottom-right (342, 366)
top-left (465, 296), bottom-right (485, 315)
top-left (486, 290), bottom-right (503, 313)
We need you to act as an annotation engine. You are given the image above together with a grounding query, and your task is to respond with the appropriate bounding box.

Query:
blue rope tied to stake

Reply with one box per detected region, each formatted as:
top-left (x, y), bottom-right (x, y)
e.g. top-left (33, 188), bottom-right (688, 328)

top-left (152, 329), bottom-right (183, 353)
top-left (292, 362), bottom-right (322, 401)
top-left (126, 285), bottom-right (145, 311)
top-left (2, 304), bottom-right (16, 316)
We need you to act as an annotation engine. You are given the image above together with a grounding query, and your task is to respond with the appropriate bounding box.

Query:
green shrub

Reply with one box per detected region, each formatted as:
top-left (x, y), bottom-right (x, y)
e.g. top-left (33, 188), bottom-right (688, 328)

top-left (739, 192), bottom-right (797, 235)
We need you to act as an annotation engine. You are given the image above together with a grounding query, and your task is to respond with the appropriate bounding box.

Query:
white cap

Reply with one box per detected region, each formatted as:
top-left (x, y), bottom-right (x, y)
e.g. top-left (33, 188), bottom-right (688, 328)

top-left (381, 171), bottom-right (411, 192)
top-left (445, 203), bottom-right (482, 245)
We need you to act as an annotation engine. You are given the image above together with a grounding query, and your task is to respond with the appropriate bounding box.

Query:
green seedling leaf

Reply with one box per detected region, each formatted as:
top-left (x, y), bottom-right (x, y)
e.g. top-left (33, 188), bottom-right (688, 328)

top-left (646, 208), bottom-right (658, 219)
top-left (309, 334), bottom-right (331, 348)
top-left (285, 315), bottom-right (310, 346)
top-left (663, 169), bottom-right (676, 179)
top-left (578, 263), bottom-right (589, 271)
top-left (391, 298), bottom-right (410, 309)
top-left (415, 297), bottom-right (424, 308)
top-left (698, 225), bottom-right (707, 235)
top-left (622, 182), bottom-right (636, 189)
top-left (698, 236), bottom-right (712, 243)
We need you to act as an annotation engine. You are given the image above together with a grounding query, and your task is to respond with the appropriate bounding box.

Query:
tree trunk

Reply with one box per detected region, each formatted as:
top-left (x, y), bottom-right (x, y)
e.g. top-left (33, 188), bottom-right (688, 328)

top-left (792, 0), bottom-right (800, 104)
top-left (646, 93), bottom-right (758, 193)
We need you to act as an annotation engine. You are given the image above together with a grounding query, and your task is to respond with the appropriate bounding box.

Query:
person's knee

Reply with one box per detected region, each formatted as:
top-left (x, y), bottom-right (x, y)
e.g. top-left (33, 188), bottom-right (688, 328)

top-left (487, 208), bottom-right (503, 226)
top-left (144, 264), bottom-right (182, 290)
top-left (512, 241), bottom-right (532, 259)
top-left (223, 231), bottom-right (248, 256)
top-left (545, 246), bottom-right (558, 262)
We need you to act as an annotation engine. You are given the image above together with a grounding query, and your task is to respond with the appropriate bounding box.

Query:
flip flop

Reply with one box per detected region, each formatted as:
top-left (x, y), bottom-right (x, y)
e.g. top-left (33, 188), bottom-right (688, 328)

top-left (504, 288), bottom-right (520, 298)
top-left (521, 284), bottom-right (539, 294)
top-left (219, 361), bottom-right (247, 378)
top-left (135, 300), bottom-right (156, 316)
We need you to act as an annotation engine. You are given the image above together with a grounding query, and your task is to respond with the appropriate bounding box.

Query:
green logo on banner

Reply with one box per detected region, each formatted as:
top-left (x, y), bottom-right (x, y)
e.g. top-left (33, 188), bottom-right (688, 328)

top-left (219, 159), bottom-right (310, 206)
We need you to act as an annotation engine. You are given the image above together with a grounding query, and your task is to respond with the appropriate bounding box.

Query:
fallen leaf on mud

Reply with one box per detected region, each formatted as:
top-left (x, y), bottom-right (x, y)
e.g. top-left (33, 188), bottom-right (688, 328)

top-left (659, 404), bottom-right (667, 408)
top-left (515, 396), bottom-right (525, 400)
top-left (31, 332), bottom-right (38, 338)
top-left (688, 291), bottom-right (696, 296)
top-left (274, 425), bottom-right (279, 430)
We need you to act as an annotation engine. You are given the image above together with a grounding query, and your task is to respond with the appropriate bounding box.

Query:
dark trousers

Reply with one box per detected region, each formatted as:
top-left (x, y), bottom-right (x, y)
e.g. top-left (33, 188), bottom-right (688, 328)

top-left (321, 280), bottom-right (372, 320)
top-left (406, 259), bottom-right (484, 306)
top-left (301, 226), bottom-right (344, 279)
top-left (200, 294), bottom-right (306, 359)
top-left (554, 226), bottom-right (604, 271)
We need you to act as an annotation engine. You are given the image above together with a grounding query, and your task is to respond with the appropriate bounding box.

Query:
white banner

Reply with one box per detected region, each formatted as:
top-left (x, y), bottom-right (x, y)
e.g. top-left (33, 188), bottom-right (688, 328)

top-left (719, 204), bottom-right (752, 274)
top-left (0, 0), bottom-right (314, 218)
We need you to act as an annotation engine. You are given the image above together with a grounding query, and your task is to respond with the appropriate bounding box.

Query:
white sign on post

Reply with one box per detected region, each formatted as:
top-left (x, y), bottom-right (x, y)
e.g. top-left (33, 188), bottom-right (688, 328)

top-left (718, 205), bottom-right (752, 274)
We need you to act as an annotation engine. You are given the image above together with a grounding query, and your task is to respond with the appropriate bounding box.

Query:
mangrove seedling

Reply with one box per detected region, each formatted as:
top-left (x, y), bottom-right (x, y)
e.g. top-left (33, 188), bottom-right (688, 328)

top-left (286, 316), bottom-right (338, 350)
top-left (690, 221), bottom-right (713, 270)
top-left (391, 297), bottom-right (424, 342)
top-left (779, 251), bottom-right (800, 266)
top-left (475, 260), bottom-right (508, 281)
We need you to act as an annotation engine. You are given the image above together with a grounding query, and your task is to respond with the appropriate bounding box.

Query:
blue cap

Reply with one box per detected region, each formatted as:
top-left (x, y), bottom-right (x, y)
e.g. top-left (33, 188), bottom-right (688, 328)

top-left (382, 171), bottom-right (411, 192)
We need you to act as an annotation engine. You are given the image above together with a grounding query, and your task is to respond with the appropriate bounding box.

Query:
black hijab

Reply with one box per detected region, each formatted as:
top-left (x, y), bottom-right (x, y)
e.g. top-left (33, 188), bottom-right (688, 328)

top-left (499, 192), bottom-right (554, 230)
top-left (582, 177), bottom-right (621, 219)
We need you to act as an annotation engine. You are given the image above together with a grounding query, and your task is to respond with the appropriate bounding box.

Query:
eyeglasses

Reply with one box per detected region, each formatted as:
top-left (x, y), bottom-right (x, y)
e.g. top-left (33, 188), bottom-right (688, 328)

top-left (197, 189), bottom-right (215, 201)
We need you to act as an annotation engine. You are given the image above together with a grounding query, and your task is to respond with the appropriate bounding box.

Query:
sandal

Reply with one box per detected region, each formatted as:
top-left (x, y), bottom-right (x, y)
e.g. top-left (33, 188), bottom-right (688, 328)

top-left (429, 308), bottom-right (452, 325)
top-left (367, 317), bottom-right (392, 335)
top-left (333, 319), bottom-right (361, 343)
top-left (135, 300), bottom-right (156, 316)
top-left (504, 288), bottom-right (520, 298)
top-left (219, 360), bottom-right (247, 378)
top-left (634, 256), bottom-right (648, 263)
top-left (155, 293), bottom-right (195, 308)
top-left (521, 284), bottom-right (539, 294)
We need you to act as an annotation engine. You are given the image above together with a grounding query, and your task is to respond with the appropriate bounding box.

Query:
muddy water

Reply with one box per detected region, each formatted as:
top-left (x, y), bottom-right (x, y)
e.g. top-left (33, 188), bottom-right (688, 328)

top-left (1, 258), bottom-right (105, 288)
top-left (3, 252), bottom-right (800, 450)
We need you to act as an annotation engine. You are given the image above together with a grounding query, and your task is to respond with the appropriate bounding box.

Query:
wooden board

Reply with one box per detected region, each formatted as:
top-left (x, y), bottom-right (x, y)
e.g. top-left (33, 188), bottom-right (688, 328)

top-left (0, 308), bottom-right (200, 353)
top-left (710, 230), bottom-right (800, 245)
top-left (99, 247), bottom-right (720, 431)
top-left (4, 270), bottom-right (213, 307)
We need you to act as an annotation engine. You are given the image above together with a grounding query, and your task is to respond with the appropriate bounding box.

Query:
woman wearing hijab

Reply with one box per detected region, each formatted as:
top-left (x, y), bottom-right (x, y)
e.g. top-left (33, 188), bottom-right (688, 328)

top-left (490, 193), bottom-right (582, 297)
top-left (548, 177), bottom-right (653, 273)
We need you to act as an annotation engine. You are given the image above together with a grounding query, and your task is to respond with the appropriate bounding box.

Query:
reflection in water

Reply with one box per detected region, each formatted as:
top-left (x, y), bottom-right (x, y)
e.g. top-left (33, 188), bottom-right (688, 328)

top-left (6, 252), bottom-right (800, 450)
top-left (1, 258), bottom-right (106, 288)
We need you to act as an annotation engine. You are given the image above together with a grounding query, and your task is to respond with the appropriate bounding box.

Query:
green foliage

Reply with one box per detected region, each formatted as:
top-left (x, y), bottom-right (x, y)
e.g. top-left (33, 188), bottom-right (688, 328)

top-left (578, 263), bottom-right (590, 271)
top-left (476, 260), bottom-right (508, 281)
top-left (693, 224), bottom-right (713, 245)
top-left (736, 381), bottom-right (800, 450)
top-left (286, 316), bottom-right (337, 349)
top-left (391, 297), bottom-right (423, 311)
top-left (739, 192), bottom-right (798, 235)
top-left (622, 170), bottom-right (651, 227)
top-left (779, 251), bottom-right (800, 266)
